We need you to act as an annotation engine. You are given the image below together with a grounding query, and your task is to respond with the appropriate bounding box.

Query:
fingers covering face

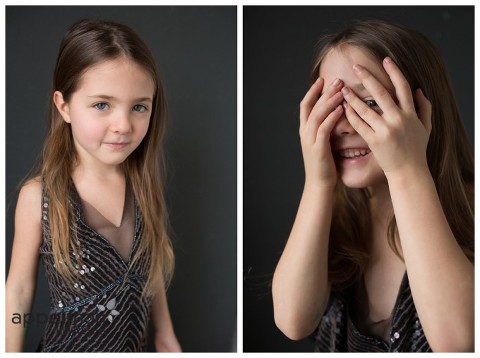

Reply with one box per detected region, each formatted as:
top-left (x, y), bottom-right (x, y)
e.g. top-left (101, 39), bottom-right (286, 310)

top-left (351, 63), bottom-right (399, 116)
top-left (382, 57), bottom-right (415, 112)
top-left (300, 78), bottom-right (344, 143)
top-left (300, 77), bottom-right (324, 128)
top-left (341, 86), bottom-right (380, 132)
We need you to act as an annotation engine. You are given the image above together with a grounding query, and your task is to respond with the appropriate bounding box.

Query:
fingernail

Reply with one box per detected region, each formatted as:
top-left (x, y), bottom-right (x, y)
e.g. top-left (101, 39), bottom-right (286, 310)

top-left (384, 56), bottom-right (392, 64)
top-left (342, 101), bottom-right (348, 109)
top-left (353, 64), bottom-right (363, 73)
top-left (341, 87), bottom-right (350, 96)
top-left (315, 77), bottom-right (322, 83)
top-left (332, 78), bottom-right (341, 86)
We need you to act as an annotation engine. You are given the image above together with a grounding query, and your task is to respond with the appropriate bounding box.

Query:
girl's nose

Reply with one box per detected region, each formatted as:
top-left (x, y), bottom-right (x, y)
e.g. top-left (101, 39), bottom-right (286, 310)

top-left (332, 112), bottom-right (356, 137)
top-left (111, 111), bottom-right (132, 133)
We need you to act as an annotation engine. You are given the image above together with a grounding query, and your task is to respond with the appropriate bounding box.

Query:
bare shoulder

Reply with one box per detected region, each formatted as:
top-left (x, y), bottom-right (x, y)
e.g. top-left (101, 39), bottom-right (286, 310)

top-left (7, 177), bottom-right (43, 292)
top-left (16, 177), bottom-right (42, 225)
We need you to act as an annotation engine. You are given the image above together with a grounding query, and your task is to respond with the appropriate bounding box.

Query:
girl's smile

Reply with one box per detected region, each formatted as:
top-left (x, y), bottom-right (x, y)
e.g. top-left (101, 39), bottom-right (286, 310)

top-left (105, 142), bottom-right (130, 149)
top-left (336, 147), bottom-right (372, 161)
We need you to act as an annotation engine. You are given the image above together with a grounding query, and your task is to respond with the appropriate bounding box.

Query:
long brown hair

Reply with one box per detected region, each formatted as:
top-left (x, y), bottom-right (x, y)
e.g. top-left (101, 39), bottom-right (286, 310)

top-left (37, 19), bottom-right (174, 297)
top-left (311, 20), bottom-right (474, 291)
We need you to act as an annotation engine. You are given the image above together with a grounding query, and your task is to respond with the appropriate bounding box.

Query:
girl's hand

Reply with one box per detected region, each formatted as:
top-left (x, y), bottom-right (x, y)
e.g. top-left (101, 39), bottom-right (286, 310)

top-left (299, 77), bottom-right (345, 188)
top-left (341, 57), bottom-right (432, 179)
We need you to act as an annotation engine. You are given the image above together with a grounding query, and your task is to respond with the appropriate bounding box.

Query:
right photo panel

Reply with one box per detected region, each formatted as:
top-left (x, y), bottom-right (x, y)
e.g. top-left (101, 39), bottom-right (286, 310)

top-left (243, 6), bottom-right (474, 352)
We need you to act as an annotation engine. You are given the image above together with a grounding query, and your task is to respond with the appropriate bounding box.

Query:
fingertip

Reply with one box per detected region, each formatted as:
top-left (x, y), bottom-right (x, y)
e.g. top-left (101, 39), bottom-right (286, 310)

top-left (353, 64), bottom-right (364, 73)
top-left (414, 88), bottom-right (428, 100)
top-left (341, 87), bottom-right (350, 97)
top-left (383, 57), bottom-right (397, 73)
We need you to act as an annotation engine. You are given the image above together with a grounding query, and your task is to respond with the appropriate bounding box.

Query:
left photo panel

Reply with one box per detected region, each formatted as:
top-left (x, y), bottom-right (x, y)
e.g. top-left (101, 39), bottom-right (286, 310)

top-left (5, 6), bottom-right (237, 352)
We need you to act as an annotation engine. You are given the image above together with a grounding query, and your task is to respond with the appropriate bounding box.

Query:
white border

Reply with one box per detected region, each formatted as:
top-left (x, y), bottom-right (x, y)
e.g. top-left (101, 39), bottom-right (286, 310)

top-left (2, 1), bottom-right (478, 357)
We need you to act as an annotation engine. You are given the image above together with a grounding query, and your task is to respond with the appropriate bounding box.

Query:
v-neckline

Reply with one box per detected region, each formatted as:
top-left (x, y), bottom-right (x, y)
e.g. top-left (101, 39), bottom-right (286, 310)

top-left (70, 180), bottom-right (137, 266)
top-left (81, 184), bottom-right (128, 228)
top-left (349, 271), bottom-right (408, 345)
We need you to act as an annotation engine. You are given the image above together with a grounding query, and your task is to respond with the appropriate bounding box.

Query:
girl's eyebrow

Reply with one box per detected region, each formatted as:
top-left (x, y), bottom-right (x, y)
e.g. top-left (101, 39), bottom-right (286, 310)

top-left (87, 94), bottom-right (153, 102)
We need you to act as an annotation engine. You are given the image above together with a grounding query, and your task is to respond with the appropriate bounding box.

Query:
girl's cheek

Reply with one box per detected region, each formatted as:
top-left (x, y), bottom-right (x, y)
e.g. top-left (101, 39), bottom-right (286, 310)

top-left (138, 120), bottom-right (151, 136)
top-left (76, 121), bottom-right (107, 139)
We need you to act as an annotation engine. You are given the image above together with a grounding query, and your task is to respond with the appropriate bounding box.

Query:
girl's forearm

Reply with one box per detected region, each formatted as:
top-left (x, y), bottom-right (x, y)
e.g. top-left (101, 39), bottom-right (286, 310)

top-left (5, 285), bottom-right (35, 352)
top-left (151, 287), bottom-right (181, 352)
top-left (272, 183), bottom-right (334, 340)
top-left (387, 168), bottom-right (473, 352)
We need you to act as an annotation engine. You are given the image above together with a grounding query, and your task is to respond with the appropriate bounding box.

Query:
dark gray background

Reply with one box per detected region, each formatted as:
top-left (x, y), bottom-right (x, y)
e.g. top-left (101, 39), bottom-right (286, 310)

top-left (6, 6), bottom-right (236, 352)
top-left (243, 6), bottom-right (474, 352)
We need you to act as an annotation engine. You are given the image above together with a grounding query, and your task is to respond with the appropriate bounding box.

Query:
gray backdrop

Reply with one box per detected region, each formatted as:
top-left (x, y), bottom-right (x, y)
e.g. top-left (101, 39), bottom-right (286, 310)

top-left (6, 6), bottom-right (236, 352)
top-left (243, 6), bottom-right (474, 352)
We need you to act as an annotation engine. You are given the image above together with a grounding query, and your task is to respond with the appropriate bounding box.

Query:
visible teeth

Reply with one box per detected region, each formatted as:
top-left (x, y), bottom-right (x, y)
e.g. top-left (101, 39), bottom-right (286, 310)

top-left (339, 149), bottom-right (371, 158)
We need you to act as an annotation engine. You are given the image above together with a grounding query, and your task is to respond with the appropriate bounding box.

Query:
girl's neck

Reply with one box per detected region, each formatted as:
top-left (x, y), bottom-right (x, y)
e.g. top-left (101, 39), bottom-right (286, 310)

top-left (72, 161), bottom-right (124, 184)
top-left (368, 181), bottom-right (392, 224)
top-left (367, 182), bottom-right (396, 262)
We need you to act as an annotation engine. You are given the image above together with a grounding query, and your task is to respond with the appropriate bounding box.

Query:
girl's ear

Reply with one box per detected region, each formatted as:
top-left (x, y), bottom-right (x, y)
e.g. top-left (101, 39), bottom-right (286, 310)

top-left (53, 91), bottom-right (71, 123)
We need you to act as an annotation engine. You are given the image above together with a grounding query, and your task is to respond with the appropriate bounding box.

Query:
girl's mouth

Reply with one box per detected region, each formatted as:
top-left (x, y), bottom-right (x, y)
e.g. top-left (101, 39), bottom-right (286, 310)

top-left (337, 148), bottom-right (371, 159)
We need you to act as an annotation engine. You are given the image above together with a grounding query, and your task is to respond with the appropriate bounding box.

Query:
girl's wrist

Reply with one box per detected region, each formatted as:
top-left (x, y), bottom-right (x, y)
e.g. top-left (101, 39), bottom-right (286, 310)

top-left (385, 162), bottom-right (432, 191)
top-left (304, 179), bottom-right (336, 194)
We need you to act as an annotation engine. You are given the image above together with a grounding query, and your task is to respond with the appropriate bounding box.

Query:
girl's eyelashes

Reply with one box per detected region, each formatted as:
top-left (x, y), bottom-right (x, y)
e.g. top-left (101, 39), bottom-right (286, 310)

top-left (92, 103), bottom-right (149, 112)
top-left (94, 102), bottom-right (109, 110)
top-left (133, 104), bottom-right (148, 113)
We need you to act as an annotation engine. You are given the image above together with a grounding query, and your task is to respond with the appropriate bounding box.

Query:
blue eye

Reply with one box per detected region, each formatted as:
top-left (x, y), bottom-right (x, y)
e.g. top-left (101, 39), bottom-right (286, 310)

top-left (133, 104), bottom-right (147, 113)
top-left (94, 102), bottom-right (109, 110)
top-left (365, 99), bottom-right (378, 108)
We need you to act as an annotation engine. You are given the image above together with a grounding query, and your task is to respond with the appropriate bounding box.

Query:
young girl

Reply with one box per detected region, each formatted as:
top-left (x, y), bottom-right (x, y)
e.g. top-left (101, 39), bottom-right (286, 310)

top-left (272, 20), bottom-right (474, 352)
top-left (6, 19), bottom-right (181, 352)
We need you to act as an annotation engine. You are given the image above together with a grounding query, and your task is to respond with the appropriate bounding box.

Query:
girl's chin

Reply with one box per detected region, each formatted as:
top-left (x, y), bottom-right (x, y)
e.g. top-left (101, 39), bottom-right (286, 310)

top-left (338, 170), bottom-right (386, 189)
top-left (339, 180), bottom-right (371, 189)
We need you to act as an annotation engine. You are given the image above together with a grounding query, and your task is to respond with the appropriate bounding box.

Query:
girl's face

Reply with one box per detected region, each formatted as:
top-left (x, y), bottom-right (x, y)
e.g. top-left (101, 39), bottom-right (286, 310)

top-left (320, 45), bottom-right (396, 189)
top-left (54, 58), bottom-right (154, 170)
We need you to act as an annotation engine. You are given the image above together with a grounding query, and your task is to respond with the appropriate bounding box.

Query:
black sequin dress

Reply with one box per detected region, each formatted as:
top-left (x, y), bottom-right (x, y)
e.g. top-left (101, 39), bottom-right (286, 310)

top-left (38, 183), bottom-right (152, 352)
top-left (314, 273), bottom-right (432, 352)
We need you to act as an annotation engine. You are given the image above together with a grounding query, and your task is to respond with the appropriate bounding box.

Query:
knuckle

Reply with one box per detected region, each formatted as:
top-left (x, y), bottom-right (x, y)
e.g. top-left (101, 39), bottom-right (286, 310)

top-left (299, 129), bottom-right (308, 142)
top-left (358, 105), bottom-right (371, 118)
top-left (324, 85), bottom-right (337, 97)
top-left (300, 95), bottom-right (315, 109)
top-left (325, 99), bottom-right (339, 112)
top-left (316, 128), bottom-right (328, 139)
top-left (299, 123), bottom-right (304, 134)
top-left (399, 79), bottom-right (411, 92)
top-left (299, 100), bottom-right (308, 111)
top-left (377, 87), bottom-right (391, 101)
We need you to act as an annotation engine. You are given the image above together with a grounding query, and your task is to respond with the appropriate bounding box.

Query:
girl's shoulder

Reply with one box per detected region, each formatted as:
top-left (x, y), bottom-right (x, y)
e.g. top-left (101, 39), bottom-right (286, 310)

top-left (14, 177), bottom-right (43, 250)
top-left (17, 176), bottom-right (43, 220)
top-left (19, 176), bottom-right (42, 196)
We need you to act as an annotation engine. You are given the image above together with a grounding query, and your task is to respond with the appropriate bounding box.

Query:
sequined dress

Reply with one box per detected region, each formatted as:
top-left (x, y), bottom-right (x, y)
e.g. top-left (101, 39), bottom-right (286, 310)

top-left (39, 183), bottom-right (152, 352)
top-left (314, 273), bottom-right (432, 352)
